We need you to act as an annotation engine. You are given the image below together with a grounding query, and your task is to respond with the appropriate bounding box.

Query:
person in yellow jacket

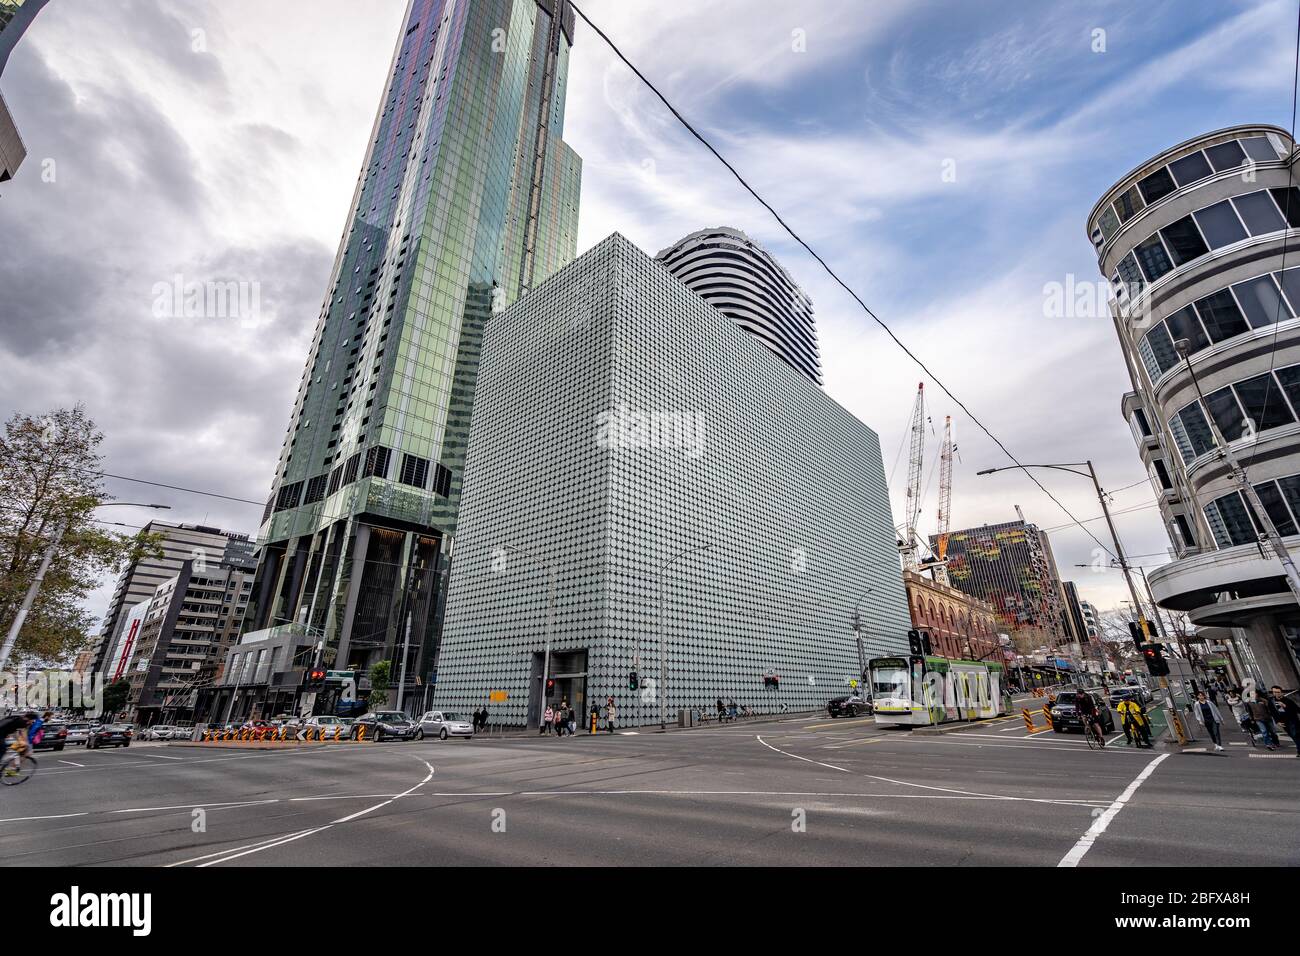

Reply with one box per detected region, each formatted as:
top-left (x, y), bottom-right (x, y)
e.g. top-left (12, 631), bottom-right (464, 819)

top-left (1117, 698), bottom-right (1152, 748)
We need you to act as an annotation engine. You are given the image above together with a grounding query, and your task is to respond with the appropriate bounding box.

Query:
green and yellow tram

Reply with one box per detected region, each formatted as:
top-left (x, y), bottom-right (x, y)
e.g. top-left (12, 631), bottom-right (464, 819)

top-left (869, 654), bottom-right (1008, 727)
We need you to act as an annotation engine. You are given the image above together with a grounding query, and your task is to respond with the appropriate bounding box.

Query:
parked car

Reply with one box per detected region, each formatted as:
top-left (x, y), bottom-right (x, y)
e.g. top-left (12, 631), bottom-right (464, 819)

top-left (1049, 691), bottom-right (1115, 734)
top-left (415, 710), bottom-right (474, 740)
top-left (303, 715), bottom-right (348, 735)
top-left (87, 724), bottom-right (133, 749)
top-left (143, 724), bottom-right (180, 740)
top-left (64, 722), bottom-right (92, 746)
top-left (351, 711), bottom-right (418, 742)
top-left (826, 694), bottom-right (871, 718)
top-left (32, 722), bottom-right (68, 751)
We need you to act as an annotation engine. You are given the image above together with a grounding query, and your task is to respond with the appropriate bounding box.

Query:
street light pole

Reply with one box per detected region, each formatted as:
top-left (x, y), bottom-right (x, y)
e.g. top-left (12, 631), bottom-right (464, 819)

top-left (0, 502), bottom-right (171, 673)
top-left (977, 462), bottom-right (1187, 741)
top-left (657, 543), bottom-right (713, 730)
top-left (852, 589), bottom-right (873, 692)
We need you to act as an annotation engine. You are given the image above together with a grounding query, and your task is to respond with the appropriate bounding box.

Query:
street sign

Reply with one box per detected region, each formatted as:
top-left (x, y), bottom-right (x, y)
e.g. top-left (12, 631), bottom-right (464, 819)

top-left (489, 690), bottom-right (508, 702)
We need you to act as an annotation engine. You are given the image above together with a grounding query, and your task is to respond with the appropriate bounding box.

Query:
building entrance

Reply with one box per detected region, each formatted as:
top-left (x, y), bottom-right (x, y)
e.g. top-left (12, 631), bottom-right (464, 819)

top-left (527, 649), bottom-right (587, 728)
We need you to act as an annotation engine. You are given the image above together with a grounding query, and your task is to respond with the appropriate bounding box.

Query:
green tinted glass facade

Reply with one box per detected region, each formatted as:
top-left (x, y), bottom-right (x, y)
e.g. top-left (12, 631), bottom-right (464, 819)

top-left (244, 0), bottom-right (581, 694)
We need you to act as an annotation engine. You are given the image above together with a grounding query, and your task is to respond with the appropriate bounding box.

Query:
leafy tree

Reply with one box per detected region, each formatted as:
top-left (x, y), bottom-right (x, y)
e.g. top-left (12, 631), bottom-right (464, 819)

top-left (101, 679), bottom-right (129, 717)
top-left (0, 407), bottom-right (161, 666)
top-left (368, 660), bottom-right (391, 708)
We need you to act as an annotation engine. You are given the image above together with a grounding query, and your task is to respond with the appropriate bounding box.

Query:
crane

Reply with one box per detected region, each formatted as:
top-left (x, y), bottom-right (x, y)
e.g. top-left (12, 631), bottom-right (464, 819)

top-left (899, 382), bottom-right (926, 570)
top-left (934, 415), bottom-right (954, 585)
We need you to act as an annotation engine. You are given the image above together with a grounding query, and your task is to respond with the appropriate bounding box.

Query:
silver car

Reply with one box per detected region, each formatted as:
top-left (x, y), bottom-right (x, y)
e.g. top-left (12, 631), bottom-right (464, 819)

top-left (64, 722), bottom-right (92, 746)
top-left (415, 710), bottom-right (474, 740)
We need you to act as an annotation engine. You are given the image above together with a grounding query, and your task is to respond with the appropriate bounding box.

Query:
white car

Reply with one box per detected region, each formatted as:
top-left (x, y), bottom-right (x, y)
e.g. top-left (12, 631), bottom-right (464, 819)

top-left (145, 725), bottom-right (179, 740)
top-left (415, 710), bottom-right (474, 740)
top-left (303, 715), bottom-right (348, 735)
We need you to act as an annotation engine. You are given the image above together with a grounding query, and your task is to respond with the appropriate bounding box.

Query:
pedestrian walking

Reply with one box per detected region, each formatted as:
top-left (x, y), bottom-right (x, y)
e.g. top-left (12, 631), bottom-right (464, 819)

top-left (1266, 685), bottom-right (1300, 756)
top-left (1193, 692), bottom-right (1225, 752)
top-left (716, 698), bottom-right (726, 723)
top-left (541, 705), bottom-right (554, 736)
top-left (605, 697), bottom-right (617, 733)
top-left (567, 705), bottom-right (577, 737)
top-left (1245, 695), bottom-right (1280, 749)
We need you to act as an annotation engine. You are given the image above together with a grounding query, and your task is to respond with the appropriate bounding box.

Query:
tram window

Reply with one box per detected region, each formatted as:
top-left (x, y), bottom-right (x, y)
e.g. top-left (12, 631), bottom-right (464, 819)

top-left (871, 665), bottom-right (909, 698)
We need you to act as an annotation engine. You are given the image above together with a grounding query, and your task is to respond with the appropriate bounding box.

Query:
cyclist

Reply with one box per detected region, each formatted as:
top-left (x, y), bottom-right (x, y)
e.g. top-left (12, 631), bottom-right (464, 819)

top-left (1075, 691), bottom-right (1105, 742)
top-left (0, 711), bottom-right (36, 777)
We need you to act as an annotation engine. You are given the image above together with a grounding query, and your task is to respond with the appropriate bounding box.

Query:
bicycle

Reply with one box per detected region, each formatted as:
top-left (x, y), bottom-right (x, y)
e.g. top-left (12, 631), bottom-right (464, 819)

top-left (1, 740), bottom-right (37, 786)
top-left (1083, 717), bottom-right (1107, 751)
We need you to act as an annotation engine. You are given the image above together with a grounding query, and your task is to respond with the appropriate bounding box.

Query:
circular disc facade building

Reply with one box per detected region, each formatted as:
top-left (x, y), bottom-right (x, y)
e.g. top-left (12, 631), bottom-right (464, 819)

top-left (656, 227), bottom-right (822, 385)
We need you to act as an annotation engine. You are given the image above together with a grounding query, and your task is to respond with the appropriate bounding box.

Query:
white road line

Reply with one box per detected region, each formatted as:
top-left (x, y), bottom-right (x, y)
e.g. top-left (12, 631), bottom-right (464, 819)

top-left (134, 753), bottom-right (185, 761)
top-left (289, 794), bottom-right (400, 802)
top-left (112, 799), bottom-right (278, 814)
top-left (0, 812), bottom-right (89, 824)
top-left (57, 759), bottom-right (84, 767)
top-left (756, 735), bottom-right (1105, 807)
top-left (1057, 752), bottom-right (1169, 868)
top-left (167, 829), bottom-right (320, 867)
top-left (197, 826), bottom-right (334, 867)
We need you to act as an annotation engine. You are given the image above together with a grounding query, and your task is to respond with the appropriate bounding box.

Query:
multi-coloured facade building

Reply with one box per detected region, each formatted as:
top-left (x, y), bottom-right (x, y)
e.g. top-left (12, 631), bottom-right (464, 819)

top-left (933, 519), bottom-right (1071, 646)
top-left (241, 0), bottom-right (582, 699)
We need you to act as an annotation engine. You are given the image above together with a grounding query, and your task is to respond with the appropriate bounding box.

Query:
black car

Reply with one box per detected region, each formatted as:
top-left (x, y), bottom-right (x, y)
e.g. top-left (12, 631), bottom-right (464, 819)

top-left (87, 724), bottom-right (133, 749)
top-left (827, 694), bottom-right (872, 718)
top-left (32, 722), bottom-right (67, 752)
top-left (1049, 691), bottom-right (1114, 734)
top-left (350, 711), bottom-right (417, 742)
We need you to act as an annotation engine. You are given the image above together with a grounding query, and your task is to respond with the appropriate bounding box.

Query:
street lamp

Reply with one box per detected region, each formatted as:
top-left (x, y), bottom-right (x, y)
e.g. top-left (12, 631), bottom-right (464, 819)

top-left (0, 502), bottom-right (171, 672)
top-left (852, 589), bottom-right (872, 692)
top-left (657, 542), bottom-right (714, 730)
top-left (977, 461), bottom-right (1188, 741)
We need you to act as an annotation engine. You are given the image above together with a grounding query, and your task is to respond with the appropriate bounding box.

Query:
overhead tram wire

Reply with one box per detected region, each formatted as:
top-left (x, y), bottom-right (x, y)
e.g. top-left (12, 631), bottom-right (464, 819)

top-left (568, 1), bottom-right (1117, 561)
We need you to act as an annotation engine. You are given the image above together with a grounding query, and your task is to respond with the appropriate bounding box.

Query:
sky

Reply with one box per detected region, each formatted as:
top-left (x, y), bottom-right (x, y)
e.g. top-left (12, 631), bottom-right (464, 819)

top-left (1, 0), bottom-right (1298, 627)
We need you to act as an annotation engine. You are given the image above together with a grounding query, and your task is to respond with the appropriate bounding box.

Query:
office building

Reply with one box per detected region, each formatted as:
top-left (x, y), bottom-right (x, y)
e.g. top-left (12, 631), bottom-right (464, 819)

top-left (0, 0), bottom-right (50, 182)
top-left (120, 555), bottom-right (256, 725)
top-left (1090, 124), bottom-right (1300, 685)
top-left (432, 233), bottom-right (911, 727)
top-left (656, 226), bottom-right (821, 384)
top-left (92, 522), bottom-right (255, 678)
top-left (934, 519), bottom-right (1072, 648)
top-left (241, 0), bottom-right (583, 700)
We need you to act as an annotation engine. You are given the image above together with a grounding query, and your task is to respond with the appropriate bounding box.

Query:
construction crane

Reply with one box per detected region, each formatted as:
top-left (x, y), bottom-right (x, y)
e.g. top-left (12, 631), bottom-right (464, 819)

top-left (899, 382), bottom-right (926, 570)
top-left (934, 415), bottom-right (954, 585)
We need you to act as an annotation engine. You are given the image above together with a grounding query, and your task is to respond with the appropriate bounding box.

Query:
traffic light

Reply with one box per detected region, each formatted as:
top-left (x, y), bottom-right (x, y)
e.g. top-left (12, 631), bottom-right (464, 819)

top-left (304, 668), bottom-right (326, 691)
top-left (1141, 642), bottom-right (1170, 677)
top-left (628, 671), bottom-right (639, 691)
top-left (1129, 619), bottom-right (1157, 649)
top-left (908, 629), bottom-right (930, 656)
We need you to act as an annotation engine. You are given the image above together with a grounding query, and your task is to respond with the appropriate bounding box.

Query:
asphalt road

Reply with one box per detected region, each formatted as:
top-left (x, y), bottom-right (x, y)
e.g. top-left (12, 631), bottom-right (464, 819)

top-left (2, 711), bottom-right (1296, 866)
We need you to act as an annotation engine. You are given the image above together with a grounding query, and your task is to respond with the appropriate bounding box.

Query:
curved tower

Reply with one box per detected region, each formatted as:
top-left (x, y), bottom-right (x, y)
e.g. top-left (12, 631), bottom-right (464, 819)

top-left (656, 226), bottom-right (821, 384)
top-left (1091, 123), bottom-right (1300, 685)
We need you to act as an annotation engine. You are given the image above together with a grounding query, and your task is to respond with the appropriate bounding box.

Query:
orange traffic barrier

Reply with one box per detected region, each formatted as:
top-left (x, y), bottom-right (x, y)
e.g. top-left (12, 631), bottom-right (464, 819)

top-left (1022, 706), bottom-right (1052, 734)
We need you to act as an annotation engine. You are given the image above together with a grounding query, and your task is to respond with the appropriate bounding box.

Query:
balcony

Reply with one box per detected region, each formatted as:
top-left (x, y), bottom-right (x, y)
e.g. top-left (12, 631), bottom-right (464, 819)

top-left (1146, 536), bottom-right (1299, 625)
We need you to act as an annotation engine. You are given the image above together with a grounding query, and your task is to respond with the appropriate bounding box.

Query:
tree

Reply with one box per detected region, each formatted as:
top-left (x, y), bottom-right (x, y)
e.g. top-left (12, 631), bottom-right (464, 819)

top-left (101, 679), bottom-right (129, 717)
top-left (0, 407), bottom-right (161, 666)
top-left (368, 660), bottom-right (391, 708)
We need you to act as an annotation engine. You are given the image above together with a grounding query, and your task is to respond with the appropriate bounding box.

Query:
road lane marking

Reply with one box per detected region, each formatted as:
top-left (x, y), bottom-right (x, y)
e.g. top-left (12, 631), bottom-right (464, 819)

top-left (134, 753), bottom-right (186, 760)
top-left (1057, 752), bottom-right (1169, 868)
top-left (167, 829), bottom-right (321, 867)
top-left (756, 734), bottom-right (1107, 807)
top-left (0, 812), bottom-right (89, 824)
top-left (112, 799), bottom-right (279, 814)
top-left (57, 759), bottom-right (85, 767)
top-left (198, 826), bottom-right (333, 866)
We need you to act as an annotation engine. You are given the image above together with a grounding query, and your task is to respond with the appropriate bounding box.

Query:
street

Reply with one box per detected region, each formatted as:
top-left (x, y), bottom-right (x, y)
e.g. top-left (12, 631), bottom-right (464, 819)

top-left (3, 711), bottom-right (1296, 867)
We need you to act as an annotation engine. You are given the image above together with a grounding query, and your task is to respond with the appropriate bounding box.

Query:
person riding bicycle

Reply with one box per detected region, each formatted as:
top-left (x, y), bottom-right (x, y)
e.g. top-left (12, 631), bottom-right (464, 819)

top-left (1075, 691), bottom-right (1104, 740)
top-left (0, 712), bottom-right (36, 766)
top-left (1117, 697), bottom-right (1152, 748)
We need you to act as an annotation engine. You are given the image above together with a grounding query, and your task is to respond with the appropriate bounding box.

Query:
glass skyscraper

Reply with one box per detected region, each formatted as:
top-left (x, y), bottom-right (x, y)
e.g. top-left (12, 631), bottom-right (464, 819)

top-left (243, 0), bottom-right (581, 699)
